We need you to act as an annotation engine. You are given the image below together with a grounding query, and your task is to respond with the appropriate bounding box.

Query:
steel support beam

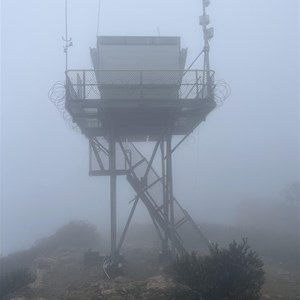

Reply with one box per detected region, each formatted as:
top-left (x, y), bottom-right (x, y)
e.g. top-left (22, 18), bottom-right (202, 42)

top-left (109, 130), bottom-right (117, 262)
top-left (166, 123), bottom-right (175, 258)
top-left (90, 139), bottom-right (105, 170)
top-left (161, 137), bottom-right (169, 255)
top-left (117, 196), bottom-right (139, 253)
top-left (143, 138), bottom-right (161, 182)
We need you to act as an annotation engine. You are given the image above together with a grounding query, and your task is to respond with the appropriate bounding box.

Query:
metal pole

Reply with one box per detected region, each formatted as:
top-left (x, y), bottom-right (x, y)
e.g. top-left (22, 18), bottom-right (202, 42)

top-left (201, 0), bottom-right (212, 98)
top-left (63, 0), bottom-right (72, 72)
top-left (196, 70), bottom-right (199, 98)
top-left (144, 139), bottom-right (161, 180)
top-left (89, 139), bottom-right (92, 172)
top-left (65, 0), bottom-right (68, 71)
top-left (161, 137), bottom-right (169, 255)
top-left (109, 130), bottom-right (117, 262)
top-left (166, 124), bottom-right (175, 258)
top-left (83, 71), bottom-right (86, 100)
top-left (117, 197), bottom-right (139, 253)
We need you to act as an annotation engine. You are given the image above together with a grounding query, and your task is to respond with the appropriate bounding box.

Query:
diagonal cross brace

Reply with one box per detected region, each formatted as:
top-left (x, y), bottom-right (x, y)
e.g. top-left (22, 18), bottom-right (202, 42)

top-left (90, 139), bottom-right (105, 170)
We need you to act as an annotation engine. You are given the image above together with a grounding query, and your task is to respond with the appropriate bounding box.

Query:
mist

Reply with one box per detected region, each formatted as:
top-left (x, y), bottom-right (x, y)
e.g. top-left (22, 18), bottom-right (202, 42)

top-left (1, 0), bottom-right (299, 258)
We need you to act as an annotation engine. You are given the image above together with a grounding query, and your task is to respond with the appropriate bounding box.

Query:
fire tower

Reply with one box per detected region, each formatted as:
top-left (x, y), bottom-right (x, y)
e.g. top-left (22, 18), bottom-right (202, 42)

top-left (64, 0), bottom-right (216, 272)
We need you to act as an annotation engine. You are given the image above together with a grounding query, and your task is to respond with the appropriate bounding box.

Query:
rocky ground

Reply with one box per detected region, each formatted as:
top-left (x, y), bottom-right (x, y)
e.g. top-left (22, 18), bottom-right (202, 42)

top-left (5, 246), bottom-right (299, 300)
top-left (7, 247), bottom-right (191, 300)
top-left (261, 258), bottom-right (300, 300)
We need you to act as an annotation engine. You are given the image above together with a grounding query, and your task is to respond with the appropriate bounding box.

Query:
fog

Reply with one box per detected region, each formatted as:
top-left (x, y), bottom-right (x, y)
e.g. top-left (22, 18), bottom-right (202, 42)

top-left (1, 0), bottom-right (299, 255)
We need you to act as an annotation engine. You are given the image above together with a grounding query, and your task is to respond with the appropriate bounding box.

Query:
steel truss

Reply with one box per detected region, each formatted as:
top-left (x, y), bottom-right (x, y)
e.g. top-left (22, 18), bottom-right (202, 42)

top-left (89, 124), bottom-right (210, 264)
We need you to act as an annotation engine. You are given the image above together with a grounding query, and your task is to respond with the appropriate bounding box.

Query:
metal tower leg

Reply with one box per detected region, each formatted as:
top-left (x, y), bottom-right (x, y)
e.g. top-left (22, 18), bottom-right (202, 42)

top-left (109, 132), bottom-right (117, 262)
top-left (166, 125), bottom-right (175, 258)
top-left (161, 137), bottom-right (169, 256)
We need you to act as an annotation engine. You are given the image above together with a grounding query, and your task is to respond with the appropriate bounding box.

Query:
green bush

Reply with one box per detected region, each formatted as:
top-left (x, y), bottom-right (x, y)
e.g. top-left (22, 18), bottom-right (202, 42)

top-left (171, 239), bottom-right (265, 300)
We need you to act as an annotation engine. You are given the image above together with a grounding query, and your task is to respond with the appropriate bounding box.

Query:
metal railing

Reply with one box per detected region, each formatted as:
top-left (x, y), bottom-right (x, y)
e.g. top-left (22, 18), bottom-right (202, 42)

top-left (66, 69), bottom-right (215, 101)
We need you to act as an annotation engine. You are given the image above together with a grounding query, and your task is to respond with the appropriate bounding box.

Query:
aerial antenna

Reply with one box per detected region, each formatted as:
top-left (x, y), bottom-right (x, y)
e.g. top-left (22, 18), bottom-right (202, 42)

top-left (62, 0), bottom-right (73, 70)
top-left (200, 0), bottom-right (214, 95)
top-left (97, 0), bottom-right (102, 36)
top-left (157, 27), bottom-right (161, 36)
top-left (184, 0), bottom-right (214, 74)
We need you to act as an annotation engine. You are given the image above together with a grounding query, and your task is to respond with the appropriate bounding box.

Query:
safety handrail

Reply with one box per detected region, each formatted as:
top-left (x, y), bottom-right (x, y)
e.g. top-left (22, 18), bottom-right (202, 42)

top-left (65, 69), bottom-right (215, 101)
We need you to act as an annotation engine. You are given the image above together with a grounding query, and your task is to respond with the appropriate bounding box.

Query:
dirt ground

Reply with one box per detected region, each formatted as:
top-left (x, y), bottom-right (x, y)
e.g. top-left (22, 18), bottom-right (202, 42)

top-left (8, 247), bottom-right (300, 300)
top-left (261, 258), bottom-right (300, 299)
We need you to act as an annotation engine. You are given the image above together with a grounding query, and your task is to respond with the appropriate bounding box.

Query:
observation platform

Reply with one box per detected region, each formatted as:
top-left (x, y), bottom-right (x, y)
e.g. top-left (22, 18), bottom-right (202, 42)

top-left (65, 69), bottom-right (216, 141)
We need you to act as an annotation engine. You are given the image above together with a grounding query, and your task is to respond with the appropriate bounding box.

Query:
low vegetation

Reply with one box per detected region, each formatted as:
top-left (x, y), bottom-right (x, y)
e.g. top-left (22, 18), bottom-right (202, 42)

top-left (34, 220), bottom-right (102, 253)
top-left (1, 217), bottom-right (298, 299)
top-left (0, 221), bottom-right (101, 299)
top-left (171, 239), bottom-right (265, 300)
top-left (0, 268), bottom-right (34, 299)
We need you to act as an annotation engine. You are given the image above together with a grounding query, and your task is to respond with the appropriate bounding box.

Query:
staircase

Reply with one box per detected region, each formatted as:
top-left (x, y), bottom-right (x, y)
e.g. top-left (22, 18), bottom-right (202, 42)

top-left (90, 137), bottom-right (210, 254)
top-left (122, 142), bottom-right (210, 254)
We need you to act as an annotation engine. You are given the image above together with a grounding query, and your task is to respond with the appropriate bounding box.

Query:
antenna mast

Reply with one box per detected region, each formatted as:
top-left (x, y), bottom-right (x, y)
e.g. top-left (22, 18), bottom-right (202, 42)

top-left (200, 0), bottom-right (214, 95)
top-left (62, 0), bottom-right (72, 71)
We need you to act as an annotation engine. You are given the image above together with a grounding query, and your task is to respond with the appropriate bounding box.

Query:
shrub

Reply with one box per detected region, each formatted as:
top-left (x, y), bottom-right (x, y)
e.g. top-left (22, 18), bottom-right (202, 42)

top-left (35, 220), bottom-right (101, 253)
top-left (0, 268), bottom-right (34, 299)
top-left (171, 239), bottom-right (265, 300)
